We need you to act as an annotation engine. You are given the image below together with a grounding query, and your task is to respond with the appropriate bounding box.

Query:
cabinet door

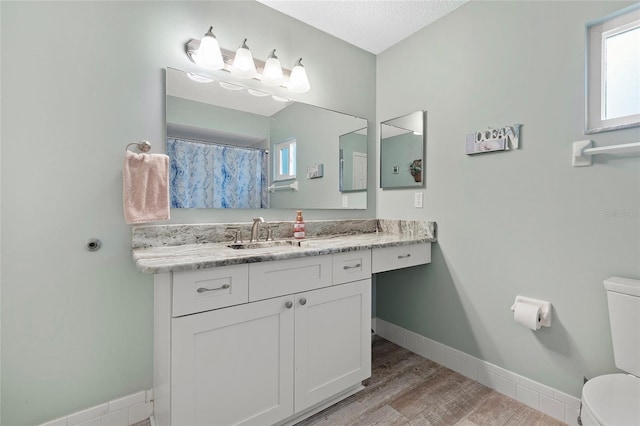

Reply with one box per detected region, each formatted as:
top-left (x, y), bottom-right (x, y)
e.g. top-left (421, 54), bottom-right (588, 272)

top-left (172, 295), bottom-right (294, 426)
top-left (294, 279), bottom-right (371, 412)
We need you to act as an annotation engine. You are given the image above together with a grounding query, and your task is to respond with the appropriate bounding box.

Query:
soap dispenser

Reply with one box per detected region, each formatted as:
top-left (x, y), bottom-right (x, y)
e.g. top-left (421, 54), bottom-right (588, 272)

top-left (294, 210), bottom-right (305, 239)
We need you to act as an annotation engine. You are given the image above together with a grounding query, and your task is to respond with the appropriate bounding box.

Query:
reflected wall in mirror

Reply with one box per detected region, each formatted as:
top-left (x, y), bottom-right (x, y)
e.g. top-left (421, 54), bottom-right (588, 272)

top-left (380, 111), bottom-right (426, 189)
top-left (166, 67), bottom-right (368, 209)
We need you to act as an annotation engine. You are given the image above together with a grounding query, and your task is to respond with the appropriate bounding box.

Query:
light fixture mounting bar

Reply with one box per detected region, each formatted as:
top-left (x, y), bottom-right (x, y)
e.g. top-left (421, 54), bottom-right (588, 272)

top-left (186, 39), bottom-right (292, 79)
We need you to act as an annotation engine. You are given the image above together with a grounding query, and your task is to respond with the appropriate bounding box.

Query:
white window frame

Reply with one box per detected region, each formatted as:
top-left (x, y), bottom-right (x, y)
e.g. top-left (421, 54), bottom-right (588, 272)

top-left (273, 138), bottom-right (296, 181)
top-left (586, 4), bottom-right (640, 133)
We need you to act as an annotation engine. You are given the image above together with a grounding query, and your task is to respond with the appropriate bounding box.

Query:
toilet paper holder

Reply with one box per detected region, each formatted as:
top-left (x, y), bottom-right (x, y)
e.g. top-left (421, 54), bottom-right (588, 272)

top-left (510, 296), bottom-right (552, 328)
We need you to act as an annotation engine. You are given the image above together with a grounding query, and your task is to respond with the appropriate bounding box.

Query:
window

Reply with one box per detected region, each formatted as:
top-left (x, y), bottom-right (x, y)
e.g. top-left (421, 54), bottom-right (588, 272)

top-left (586, 5), bottom-right (640, 133)
top-left (273, 138), bottom-right (296, 181)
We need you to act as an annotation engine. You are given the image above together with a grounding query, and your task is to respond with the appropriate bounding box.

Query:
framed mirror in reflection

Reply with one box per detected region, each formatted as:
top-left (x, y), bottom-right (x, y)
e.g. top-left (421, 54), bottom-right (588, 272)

top-left (380, 111), bottom-right (426, 189)
top-left (165, 67), bottom-right (368, 209)
top-left (339, 128), bottom-right (368, 192)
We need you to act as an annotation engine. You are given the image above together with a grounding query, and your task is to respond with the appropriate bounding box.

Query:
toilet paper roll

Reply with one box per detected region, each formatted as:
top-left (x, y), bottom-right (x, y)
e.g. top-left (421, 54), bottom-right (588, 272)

top-left (513, 302), bottom-right (542, 330)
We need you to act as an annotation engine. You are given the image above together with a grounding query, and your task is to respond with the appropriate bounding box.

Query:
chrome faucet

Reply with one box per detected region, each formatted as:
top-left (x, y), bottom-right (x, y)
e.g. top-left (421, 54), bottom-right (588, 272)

top-left (250, 217), bottom-right (265, 242)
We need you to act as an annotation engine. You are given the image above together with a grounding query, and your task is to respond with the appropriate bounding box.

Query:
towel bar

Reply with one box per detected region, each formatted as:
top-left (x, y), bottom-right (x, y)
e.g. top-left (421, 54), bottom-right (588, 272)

top-left (268, 181), bottom-right (299, 192)
top-left (572, 140), bottom-right (640, 166)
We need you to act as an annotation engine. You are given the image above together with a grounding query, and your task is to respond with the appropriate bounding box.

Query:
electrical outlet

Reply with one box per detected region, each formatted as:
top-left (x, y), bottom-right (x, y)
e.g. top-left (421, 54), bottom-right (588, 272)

top-left (342, 195), bottom-right (348, 208)
top-left (414, 192), bottom-right (423, 208)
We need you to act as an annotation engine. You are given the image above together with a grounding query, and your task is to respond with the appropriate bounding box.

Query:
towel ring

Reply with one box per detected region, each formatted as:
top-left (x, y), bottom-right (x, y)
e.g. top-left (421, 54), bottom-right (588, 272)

top-left (126, 140), bottom-right (151, 153)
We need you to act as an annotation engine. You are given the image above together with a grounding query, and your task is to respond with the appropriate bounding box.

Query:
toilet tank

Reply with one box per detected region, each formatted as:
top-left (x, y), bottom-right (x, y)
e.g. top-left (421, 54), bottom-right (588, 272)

top-left (604, 277), bottom-right (640, 376)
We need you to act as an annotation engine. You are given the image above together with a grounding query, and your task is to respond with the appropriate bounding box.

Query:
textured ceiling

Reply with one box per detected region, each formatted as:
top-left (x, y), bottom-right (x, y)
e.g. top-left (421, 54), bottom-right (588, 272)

top-left (257, 0), bottom-right (469, 54)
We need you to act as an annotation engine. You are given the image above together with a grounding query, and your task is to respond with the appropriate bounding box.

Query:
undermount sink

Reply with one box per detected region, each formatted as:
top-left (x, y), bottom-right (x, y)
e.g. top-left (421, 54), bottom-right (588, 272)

top-left (227, 240), bottom-right (302, 250)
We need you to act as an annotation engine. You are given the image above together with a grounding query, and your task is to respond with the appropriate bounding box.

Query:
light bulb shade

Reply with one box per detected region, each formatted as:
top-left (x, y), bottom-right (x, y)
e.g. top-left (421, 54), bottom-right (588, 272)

top-left (288, 58), bottom-right (310, 93)
top-left (195, 27), bottom-right (224, 70)
top-left (231, 39), bottom-right (257, 79)
top-left (261, 50), bottom-right (284, 86)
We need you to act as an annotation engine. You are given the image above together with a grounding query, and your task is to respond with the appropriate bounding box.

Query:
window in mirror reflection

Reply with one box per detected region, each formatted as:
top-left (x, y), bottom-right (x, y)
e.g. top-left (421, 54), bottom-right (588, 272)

top-left (274, 138), bottom-right (296, 181)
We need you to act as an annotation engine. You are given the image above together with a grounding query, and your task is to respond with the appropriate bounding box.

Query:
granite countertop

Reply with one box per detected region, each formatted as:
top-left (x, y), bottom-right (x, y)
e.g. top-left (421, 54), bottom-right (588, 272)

top-left (131, 219), bottom-right (436, 274)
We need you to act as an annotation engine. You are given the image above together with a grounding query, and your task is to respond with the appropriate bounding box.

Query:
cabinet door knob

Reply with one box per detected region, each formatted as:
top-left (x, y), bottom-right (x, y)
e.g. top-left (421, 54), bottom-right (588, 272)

top-left (299, 297), bottom-right (307, 306)
top-left (285, 301), bottom-right (293, 309)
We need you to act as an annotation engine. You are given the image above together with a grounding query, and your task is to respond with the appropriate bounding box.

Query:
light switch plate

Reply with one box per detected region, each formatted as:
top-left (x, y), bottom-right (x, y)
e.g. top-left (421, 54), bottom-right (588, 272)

top-left (414, 192), bottom-right (423, 208)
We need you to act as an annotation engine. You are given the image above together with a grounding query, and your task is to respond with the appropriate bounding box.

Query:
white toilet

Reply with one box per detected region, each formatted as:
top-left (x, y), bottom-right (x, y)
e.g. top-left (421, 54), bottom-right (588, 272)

top-left (581, 276), bottom-right (640, 425)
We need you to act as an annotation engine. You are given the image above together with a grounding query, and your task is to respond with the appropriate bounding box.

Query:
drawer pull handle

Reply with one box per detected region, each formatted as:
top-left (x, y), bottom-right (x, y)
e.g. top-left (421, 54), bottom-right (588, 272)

top-left (285, 301), bottom-right (293, 309)
top-left (299, 297), bottom-right (307, 306)
top-left (197, 283), bottom-right (230, 293)
top-left (398, 254), bottom-right (411, 259)
top-left (343, 263), bottom-right (362, 270)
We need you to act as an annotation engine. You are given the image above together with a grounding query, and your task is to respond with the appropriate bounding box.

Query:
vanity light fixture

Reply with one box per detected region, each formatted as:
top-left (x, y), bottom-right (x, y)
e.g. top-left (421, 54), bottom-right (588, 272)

top-left (261, 49), bottom-right (284, 86)
top-left (287, 58), bottom-right (311, 93)
top-left (185, 27), bottom-right (311, 93)
top-left (231, 39), bottom-right (258, 79)
top-left (192, 27), bottom-right (224, 70)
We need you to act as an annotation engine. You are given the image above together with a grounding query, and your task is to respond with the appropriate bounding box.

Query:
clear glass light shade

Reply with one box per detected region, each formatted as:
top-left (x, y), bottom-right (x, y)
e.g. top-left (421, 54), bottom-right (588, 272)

top-left (261, 50), bottom-right (284, 86)
top-left (288, 58), bottom-right (310, 93)
top-left (195, 27), bottom-right (224, 70)
top-left (231, 39), bottom-right (258, 79)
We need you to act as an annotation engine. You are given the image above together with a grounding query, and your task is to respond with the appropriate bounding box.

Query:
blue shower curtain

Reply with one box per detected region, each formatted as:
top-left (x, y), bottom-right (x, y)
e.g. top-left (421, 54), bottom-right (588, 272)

top-left (167, 138), bottom-right (268, 209)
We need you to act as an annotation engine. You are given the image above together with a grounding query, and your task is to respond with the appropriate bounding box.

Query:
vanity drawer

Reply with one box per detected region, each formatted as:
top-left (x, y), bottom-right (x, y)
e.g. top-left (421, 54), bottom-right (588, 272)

top-left (371, 243), bottom-right (431, 273)
top-left (172, 264), bottom-right (249, 317)
top-left (249, 255), bottom-right (332, 302)
top-left (332, 249), bottom-right (372, 285)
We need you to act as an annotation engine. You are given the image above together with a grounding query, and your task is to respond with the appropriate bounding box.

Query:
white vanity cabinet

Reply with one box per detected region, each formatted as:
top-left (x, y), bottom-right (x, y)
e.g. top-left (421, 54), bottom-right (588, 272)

top-left (171, 294), bottom-right (295, 426)
top-left (294, 279), bottom-right (371, 413)
top-left (154, 252), bottom-right (372, 426)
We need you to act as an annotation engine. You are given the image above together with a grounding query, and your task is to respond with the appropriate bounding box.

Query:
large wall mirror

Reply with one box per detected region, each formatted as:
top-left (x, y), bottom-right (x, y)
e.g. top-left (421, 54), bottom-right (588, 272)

top-left (165, 67), bottom-right (368, 209)
top-left (380, 111), bottom-right (426, 189)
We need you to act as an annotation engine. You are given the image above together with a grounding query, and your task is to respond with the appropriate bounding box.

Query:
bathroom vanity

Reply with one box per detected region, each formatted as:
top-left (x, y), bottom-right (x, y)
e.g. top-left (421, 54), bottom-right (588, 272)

top-left (131, 219), bottom-right (435, 426)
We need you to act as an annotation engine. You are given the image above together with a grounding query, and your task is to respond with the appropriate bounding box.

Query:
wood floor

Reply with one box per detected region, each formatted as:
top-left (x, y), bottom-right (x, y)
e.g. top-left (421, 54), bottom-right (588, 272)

top-left (137, 336), bottom-right (566, 426)
top-left (297, 336), bottom-right (567, 426)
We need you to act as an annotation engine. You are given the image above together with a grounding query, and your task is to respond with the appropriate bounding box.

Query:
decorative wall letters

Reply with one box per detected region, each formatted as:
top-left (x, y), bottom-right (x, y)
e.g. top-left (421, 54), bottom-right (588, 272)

top-left (465, 124), bottom-right (521, 155)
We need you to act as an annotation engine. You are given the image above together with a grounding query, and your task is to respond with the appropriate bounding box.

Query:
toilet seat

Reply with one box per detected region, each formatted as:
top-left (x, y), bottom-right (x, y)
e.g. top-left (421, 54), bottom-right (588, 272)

top-left (581, 374), bottom-right (640, 425)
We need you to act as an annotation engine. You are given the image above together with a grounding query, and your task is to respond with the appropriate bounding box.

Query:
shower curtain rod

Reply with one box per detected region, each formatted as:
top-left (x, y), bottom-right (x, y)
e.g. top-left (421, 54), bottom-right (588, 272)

top-left (167, 136), bottom-right (269, 153)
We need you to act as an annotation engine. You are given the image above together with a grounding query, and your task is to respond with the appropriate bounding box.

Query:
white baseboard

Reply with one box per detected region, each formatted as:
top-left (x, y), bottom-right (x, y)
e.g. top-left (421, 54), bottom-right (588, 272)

top-left (39, 389), bottom-right (154, 426)
top-left (373, 318), bottom-right (581, 426)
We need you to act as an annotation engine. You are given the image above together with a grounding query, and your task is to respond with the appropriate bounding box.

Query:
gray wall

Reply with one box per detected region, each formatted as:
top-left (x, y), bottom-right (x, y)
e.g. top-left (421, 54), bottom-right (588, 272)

top-left (166, 95), bottom-right (271, 145)
top-left (0, 2), bottom-right (375, 424)
top-left (376, 0), bottom-right (640, 397)
top-left (380, 132), bottom-right (423, 187)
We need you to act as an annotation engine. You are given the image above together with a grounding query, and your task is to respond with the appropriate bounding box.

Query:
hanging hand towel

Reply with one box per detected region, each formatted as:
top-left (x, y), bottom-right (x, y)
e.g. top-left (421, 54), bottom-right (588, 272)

top-left (123, 150), bottom-right (170, 224)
